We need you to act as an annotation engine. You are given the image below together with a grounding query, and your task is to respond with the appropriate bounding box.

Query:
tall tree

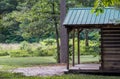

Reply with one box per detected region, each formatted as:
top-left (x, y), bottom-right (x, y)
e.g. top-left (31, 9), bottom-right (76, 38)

top-left (60, 0), bottom-right (67, 63)
top-left (51, 0), bottom-right (60, 63)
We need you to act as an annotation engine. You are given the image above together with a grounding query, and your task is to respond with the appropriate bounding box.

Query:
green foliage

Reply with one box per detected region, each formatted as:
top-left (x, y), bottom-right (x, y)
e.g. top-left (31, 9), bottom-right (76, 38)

top-left (0, 0), bottom-right (97, 43)
top-left (80, 41), bottom-right (100, 56)
top-left (8, 39), bottom-right (56, 57)
top-left (0, 38), bottom-right (100, 58)
top-left (10, 50), bottom-right (30, 57)
top-left (20, 41), bottom-right (30, 50)
top-left (0, 46), bottom-right (9, 56)
top-left (0, 51), bottom-right (9, 56)
top-left (34, 40), bottom-right (56, 56)
top-left (34, 46), bottom-right (55, 56)
top-left (93, 0), bottom-right (120, 15)
top-left (69, 39), bottom-right (100, 56)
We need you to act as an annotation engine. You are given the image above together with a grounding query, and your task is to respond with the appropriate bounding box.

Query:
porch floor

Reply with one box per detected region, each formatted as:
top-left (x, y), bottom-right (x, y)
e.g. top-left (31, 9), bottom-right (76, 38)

top-left (65, 64), bottom-right (120, 75)
top-left (70, 64), bottom-right (100, 70)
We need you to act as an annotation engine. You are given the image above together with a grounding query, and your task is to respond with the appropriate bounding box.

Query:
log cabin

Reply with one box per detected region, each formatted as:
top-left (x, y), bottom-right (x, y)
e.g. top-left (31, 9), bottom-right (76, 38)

top-left (63, 7), bottom-right (120, 74)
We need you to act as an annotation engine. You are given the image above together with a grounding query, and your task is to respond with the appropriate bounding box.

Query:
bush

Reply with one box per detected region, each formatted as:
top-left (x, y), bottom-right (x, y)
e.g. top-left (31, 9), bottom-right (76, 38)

top-left (71, 40), bottom-right (100, 56)
top-left (81, 40), bottom-right (100, 56)
top-left (42, 39), bottom-right (55, 45)
top-left (0, 46), bottom-right (9, 56)
top-left (10, 50), bottom-right (30, 57)
top-left (33, 45), bottom-right (56, 56)
top-left (9, 39), bottom-right (56, 57)
top-left (20, 41), bottom-right (30, 50)
top-left (0, 51), bottom-right (9, 56)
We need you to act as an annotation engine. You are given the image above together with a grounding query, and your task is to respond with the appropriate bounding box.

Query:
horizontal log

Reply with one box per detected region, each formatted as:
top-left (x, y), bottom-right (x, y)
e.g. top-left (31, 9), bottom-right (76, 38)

top-left (103, 48), bottom-right (120, 51)
top-left (100, 39), bottom-right (120, 41)
top-left (104, 57), bottom-right (120, 61)
top-left (102, 28), bottom-right (120, 30)
top-left (100, 32), bottom-right (120, 34)
top-left (101, 46), bottom-right (120, 48)
top-left (103, 66), bottom-right (120, 70)
top-left (103, 44), bottom-right (120, 47)
top-left (102, 30), bottom-right (120, 32)
top-left (102, 34), bottom-right (120, 36)
top-left (103, 55), bottom-right (120, 59)
top-left (102, 37), bottom-right (120, 39)
top-left (104, 62), bottom-right (120, 67)
top-left (103, 51), bottom-right (120, 53)
top-left (103, 59), bottom-right (120, 62)
top-left (102, 27), bottom-right (120, 29)
top-left (102, 35), bottom-right (120, 38)
top-left (103, 42), bottom-right (120, 44)
top-left (103, 52), bottom-right (120, 55)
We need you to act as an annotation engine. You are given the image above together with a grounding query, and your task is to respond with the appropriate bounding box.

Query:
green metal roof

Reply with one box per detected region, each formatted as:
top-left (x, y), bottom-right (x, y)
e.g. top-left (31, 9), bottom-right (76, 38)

top-left (63, 7), bottom-right (120, 26)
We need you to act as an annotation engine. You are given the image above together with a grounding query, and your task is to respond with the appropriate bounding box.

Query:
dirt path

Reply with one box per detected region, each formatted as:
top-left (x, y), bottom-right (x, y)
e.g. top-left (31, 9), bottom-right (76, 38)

top-left (11, 65), bottom-right (67, 76)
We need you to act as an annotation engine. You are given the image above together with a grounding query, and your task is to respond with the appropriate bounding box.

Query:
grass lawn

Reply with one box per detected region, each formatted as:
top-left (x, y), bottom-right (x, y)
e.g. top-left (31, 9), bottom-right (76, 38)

top-left (0, 55), bottom-right (120, 79)
top-left (0, 56), bottom-right (56, 66)
top-left (0, 72), bottom-right (120, 79)
top-left (0, 55), bottom-right (99, 66)
top-left (0, 56), bottom-right (56, 71)
top-left (0, 55), bottom-right (99, 71)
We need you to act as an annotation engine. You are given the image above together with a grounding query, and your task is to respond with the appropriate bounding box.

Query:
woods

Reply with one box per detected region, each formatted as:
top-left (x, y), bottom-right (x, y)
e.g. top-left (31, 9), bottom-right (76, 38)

top-left (0, 0), bottom-right (97, 63)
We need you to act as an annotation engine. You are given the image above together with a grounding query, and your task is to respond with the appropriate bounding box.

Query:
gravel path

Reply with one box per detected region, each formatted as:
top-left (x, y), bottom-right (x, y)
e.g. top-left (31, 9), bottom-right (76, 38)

top-left (11, 65), bottom-right (67, 76)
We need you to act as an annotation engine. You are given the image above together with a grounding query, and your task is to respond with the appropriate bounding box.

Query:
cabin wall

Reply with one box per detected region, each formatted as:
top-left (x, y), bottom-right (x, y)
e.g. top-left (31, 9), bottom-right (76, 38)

top-left (101, 27), bottom-right (120, 70)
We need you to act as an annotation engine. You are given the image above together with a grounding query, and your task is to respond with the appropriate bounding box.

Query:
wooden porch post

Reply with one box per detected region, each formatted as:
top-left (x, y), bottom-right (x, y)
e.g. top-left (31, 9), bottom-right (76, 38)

top-left (100, 28), bottom-right (104, 70)
top-left (67, 28), bottom-right (70, 70)
top-left (77, 29), bottom-right (80, 64)
top-left (72, 29), bottom-right (75, 66)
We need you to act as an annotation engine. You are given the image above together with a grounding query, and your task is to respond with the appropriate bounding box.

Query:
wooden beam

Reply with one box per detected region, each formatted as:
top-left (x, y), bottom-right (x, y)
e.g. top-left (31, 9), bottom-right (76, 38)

top-left (67, 28), bottom-right (70, 70)
top-left (100, 28), bottom-right (104, 70)
top-left (77, 29), bottom-right (80, 64)
top-left (72, 29), bottom-right (75, 66)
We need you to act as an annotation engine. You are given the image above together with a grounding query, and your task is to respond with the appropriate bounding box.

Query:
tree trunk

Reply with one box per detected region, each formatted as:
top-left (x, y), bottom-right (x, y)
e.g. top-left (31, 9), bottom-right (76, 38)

top-left (52, 0), bottom-right (60, 63)
top-left (60, 0), bottom-right (67, 63)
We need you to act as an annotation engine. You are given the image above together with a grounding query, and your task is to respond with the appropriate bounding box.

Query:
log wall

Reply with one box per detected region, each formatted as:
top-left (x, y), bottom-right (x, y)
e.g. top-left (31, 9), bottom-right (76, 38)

top-left (101, 27), bottom-right (120, 70)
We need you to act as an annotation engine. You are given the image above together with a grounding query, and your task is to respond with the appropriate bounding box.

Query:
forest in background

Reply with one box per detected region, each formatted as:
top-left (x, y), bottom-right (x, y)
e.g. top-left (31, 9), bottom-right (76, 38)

top-left (0, 0), bottom-right (96, 43)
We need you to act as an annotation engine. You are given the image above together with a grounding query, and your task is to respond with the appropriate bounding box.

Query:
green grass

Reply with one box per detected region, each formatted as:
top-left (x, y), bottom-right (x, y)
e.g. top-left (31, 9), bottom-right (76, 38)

top-left (0, 72), bottom-right (120, 79)
top-left (0, 55), bottom-right (99, 66)
top-left (0, 55), bottom-right (99, 71)
top-left (0, 56), bottom-right (56, 71)
top-left (76, 55), bottom-right (100, 63)
top-left (0, 56), bottom-right (56, 66)
top-left (0, 56), bottom-right (120, 79)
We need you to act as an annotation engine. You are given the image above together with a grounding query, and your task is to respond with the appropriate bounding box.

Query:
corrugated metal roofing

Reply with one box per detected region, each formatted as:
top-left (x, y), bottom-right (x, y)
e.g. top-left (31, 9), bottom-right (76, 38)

top-left (63, 7), bottom-right (120, 26)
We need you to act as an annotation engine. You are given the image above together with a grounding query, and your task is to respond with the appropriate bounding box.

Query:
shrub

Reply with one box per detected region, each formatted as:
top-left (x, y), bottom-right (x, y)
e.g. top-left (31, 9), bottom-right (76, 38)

top-left (0, 51), bottom-right (9, 56)
top-left (71, 40), bottom-right (100, 56)
top-left (33, 46), bottom-right (46, 56)
top-left (33, 45), bottom-right (56, 56)
top-left (20, 41), bottom-right (30, 50)
top-left (0, 46), bottom-right (9, 56)
top-left (42, 39), bottom-right (55, 45)
top-left (9, 50), bottom-right (30, 57)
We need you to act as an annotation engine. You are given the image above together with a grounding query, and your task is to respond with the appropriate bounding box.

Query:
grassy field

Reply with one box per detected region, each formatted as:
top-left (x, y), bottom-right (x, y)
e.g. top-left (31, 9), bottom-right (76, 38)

top-left (0, 55), bottom-right (99, 66)
top-left (0, 55), bottom-right (99, 71)
top-left (0, 56), bottom-right (56, 71)
top-left (0, 72), bottom-right (120, 79)
top-left (0, 56), bottom-right (56, 66)
top-left (0, 56), bottom-right (120, 79)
